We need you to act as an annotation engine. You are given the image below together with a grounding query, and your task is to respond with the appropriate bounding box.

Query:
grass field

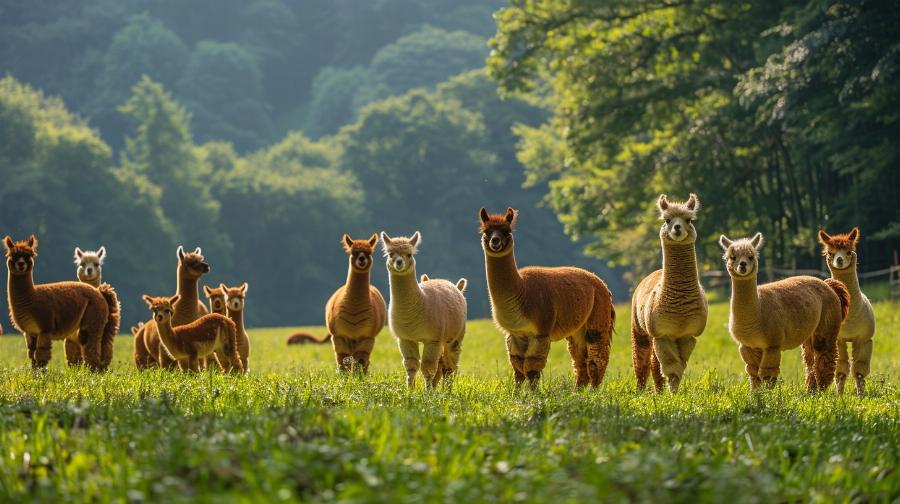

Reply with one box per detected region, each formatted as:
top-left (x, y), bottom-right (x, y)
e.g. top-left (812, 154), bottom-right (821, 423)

top-left (0, 301), bottom-right (898, 502)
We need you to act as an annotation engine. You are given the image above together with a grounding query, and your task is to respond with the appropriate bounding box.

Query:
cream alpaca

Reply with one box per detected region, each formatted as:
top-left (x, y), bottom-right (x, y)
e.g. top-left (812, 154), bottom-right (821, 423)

top-left (220, 282), bottom-right (250, 372)
top-left (143, 295), bottom-right (242, 373)
top-left (325, 234), bottom-right (386, 374)
top-left (69, 246), bottom-right (120, 368)
top-left (818, 227), bottom-right (875, 396)
top-left (719, 233), bottom-right (849, 390)
top-left (631, 194), bottom-right (708, 393)
top-left (382, 231), bottom-right (467, 388)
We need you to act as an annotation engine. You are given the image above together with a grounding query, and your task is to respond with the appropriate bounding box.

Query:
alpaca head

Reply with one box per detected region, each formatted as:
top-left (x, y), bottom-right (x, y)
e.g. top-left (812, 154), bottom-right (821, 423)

top-left (657, 194), bottom-right (699, 244)
top-left (478, 207), bottom-right (517, 256)
top-left (342, 233), bottom-right (379, 272)
top-left (74, 246), bottom-right (105, 283)
top-left (3, 235), bottom-right (37, 275)
top-left (718, 233), bottom-right (763, 279)
top-left (818, 228), bottom-right (860, 270)
top-left (143, 294), bottom-right (179, 324)
top-left (203, 285), bottom-right (226, 314)
top-left (177, 246), bottom-right (209, 279)
top-left (380, 231), bottom-right (420, 275)
top-left (220, 282), bottom-right (248, 313)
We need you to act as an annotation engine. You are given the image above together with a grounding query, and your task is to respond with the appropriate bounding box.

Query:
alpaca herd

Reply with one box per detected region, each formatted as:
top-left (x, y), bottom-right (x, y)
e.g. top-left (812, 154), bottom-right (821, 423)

top-left (1, 194), bottom-right (880, 396)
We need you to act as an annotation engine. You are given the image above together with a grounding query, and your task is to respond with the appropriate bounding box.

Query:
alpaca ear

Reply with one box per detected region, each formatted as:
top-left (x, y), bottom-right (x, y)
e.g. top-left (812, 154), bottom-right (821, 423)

top-left (848, 227), bottom-right (860, 244)
top-left (420, 274), bottom-right (429, 282)
top-left (74, 247), bottom-right (84, 260)
top-left (177, 246), bottom-right (185, 261)
top-left (169, 294), bottom-right (181, 305)
top-left (380, 232), bottom-right (392, 246)
top-left (3, 236), bottom-right (13, 250)
top-left (368, 233), bottom-right (378, 247)
top-left (97, 246), bottom-right (106, 261)
top-left (410, 231), bottom-right (421, 247)
top-left (505, 207), bottom-right (517, 224)
top-left (479, 207), bottom-right (490, 223)
top-left (750, 232), bottom-right (764, 249)
top-left (718, 235), bottom-right (732, 251)
top-left (142, 295), bottom-right (154, 307)
top-left (27, 235), bottom-right (37, 251)
top-left (657, 194), bottom-right (669, 212)
top-left (193, 247), bottom-right (201, 255)
top-left (686, 193), bottom-right (699, 212)
top-left (219, 283), bottom-right (228, 294)
top-left (343, 234), bottom-right (353, 249)
top-left (203, 285), bottom-right (213, 296)
top-left (817, 230), bottom-right (831, 245)
top-left (240, 282), bottom-right (248, 294)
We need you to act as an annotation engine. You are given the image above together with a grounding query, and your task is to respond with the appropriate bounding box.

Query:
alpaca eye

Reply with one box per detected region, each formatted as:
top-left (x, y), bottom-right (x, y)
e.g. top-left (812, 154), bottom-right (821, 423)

top-left (665, 219), bottom-right (671, 224)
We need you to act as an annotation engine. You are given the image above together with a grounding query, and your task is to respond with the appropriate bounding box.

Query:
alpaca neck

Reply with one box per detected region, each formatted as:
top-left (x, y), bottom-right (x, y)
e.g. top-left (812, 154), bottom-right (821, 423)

top-left (389, 267), bottom-right (424, 313)
top-left (828, 260), bottom-right (862, 301)
top-left (227, 309), bottom-right (245, 333)
top-left (484, 243), bottom-right (524, 307)
top-left (80, 272), bottom-right (101, 288)
top-left (345, 263), bottom-right (372, 303)
top-left (730, 275), bottom-right (761, 329)
top-left (175, 267), bottom-right (200, 319)
top-left (8, 270), bottom-right (36, 308)
top-left (661, 241), bottom-right (700, 294)
top-left (156, 318), bottom-right (185, 355)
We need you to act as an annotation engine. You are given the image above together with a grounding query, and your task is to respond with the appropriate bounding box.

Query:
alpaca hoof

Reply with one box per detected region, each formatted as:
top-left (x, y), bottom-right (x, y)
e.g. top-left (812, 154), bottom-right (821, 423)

top-left (666, 374), bottom-right (681, 393)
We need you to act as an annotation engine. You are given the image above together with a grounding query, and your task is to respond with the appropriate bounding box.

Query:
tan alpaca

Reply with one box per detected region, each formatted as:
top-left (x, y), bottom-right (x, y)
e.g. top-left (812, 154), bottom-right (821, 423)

top-left (4, 235), bottom-right (119, 371)
top-left (286, 332), bottom-right (332, 345)
top-left (719, 233), bottom-right (849, 390)
top-left (142, 295), bottom-right (242, 373)
top-left (203, 285), bottom-right (227, 315)
top-left (325, 234), bottom-right (386, 374)
top-left (220, 282), bottom-right (250, 372)
top-left (382, 231), bottom-right (467, 388)
top-left (135, 246), bottom-right (210, 370)
top-left (68, 246), bottom-right (120, 369)
top-left (632, 194), bottom-right (708, 393)
top-left (819, 227), bottom-right (875, 396)
top-left (479, 208), bottom-right (615, 389)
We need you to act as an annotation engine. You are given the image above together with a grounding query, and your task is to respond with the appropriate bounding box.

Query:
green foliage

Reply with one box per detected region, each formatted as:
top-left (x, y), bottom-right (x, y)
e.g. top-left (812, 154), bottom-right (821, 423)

top-left (305, 66), bottom-right (369, 138)
top-left (0, 301), bottom-right (898, 501)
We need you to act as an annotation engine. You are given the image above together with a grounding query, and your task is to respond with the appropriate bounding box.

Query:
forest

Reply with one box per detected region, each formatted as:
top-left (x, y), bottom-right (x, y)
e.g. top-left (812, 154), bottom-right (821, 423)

top-left (1, 0), bottom-right (898, 327)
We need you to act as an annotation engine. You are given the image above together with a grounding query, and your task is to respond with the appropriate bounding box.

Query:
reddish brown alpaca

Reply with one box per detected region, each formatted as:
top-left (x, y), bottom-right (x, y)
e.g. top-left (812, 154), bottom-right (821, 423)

top-left (325, 233), bottom-right (386, 374)
top-left (479, 208), bottom-right (616, 388)
top-left (143, 295), bottom-right (242, 373)
top-left (4, 235), bottom-right (120, 371)
top-left (203, 285), bottom-right (227, 315)
top-left (286, 332), bottom-right (332, 345)
top-left (135, 247), bottom-right (210, 370)
top-left (220, 282), bottom-right (250, 372)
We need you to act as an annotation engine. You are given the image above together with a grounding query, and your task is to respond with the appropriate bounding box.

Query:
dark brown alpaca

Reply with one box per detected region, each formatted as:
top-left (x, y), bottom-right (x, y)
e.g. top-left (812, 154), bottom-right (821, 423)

top-left (135, 246), bottom-right (210, 370)
top-left (286, 332), bottom-right (332, 345)
top-left (325, 233), bottom-right (386, 374)
top-left (479, 208), bottom-right (616, 389)
top-left (5, 235), bottom-right (120, 371)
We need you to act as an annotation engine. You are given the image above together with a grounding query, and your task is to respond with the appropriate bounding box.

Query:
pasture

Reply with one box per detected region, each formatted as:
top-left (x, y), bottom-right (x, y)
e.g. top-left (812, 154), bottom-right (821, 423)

top-left (0, 301), bottom-right (898, 502)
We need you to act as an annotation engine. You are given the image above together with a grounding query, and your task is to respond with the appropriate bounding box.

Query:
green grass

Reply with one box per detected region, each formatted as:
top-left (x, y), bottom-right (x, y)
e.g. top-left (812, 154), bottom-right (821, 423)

top-left (0, 302), bottom-right (898, 502)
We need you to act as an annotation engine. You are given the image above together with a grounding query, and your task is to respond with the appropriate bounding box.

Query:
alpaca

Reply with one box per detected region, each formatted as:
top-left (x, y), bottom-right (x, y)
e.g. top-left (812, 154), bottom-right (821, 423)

top-left (325, 234), bottom-right (387, 374)
top-left (142, 295), bottom-right (242, 373)
top-left (719, 233), bottom-right (849, 391)
top-left (286, 332), bottom-right (332, 345)
top-left (479, 208), bottom-right (615, 389)
top-left (68, 246), bottom-right (121, 368)
top-left (220, 282), bottom-right (250, 372)
top-left (4, 235), bottom-right (120, 371)
top-left (631, 194), bottom-right (708, 393)
top-left (819, 227), bottom-right (875, 396)
top-left (135, 246), bottom-right (210, 370)
top-left (203, 285), bottom-right (227, 315)
top-left (382, 231), bottom-right (467, 388)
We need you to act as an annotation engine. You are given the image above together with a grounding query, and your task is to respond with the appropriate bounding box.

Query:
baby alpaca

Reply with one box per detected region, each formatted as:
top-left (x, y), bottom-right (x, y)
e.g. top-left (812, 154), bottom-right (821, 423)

top-left (325, 234), bottom-right (386, 374)
top-left (479, 207), bottom-right (615, 389)
top-left (819, 228), bottom-right (875, 396)
top-left (69, 246), bottom-right (120, 368)
top-left (143, 295), bottom-right (242, 373)
top-left (5, 235), bottom-right (119, 371)
top-left (382, 231), bottom-right (467, 388)
top-left (719, 233), bottom-right (849, 391)
top-left (220, 282), bottom-right (250, 372)
top-left (632, 194), bottom-right (708, 393)
top-left (203, 285), bottom-right (227, 315)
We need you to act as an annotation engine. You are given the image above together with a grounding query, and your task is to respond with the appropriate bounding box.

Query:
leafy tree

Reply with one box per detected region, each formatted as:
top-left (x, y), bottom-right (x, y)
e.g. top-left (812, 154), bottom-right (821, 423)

top-left (305, 66), bottom-right (369, 138)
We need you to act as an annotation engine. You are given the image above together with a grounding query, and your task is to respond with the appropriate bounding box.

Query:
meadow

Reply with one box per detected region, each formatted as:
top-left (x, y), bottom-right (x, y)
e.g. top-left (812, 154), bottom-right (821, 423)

top-left (0, 301), bottom-right (898, 503)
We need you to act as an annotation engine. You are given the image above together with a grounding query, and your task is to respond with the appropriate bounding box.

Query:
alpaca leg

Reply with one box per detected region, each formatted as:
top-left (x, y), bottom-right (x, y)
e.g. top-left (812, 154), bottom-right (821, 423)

top-left (738, 345), bottom-right (762, 390)
top-left (332, 335), bottom-right (353, 372)
top-left (24, 333), bottom-right (38, 366)
top-left (566, 336), bottom-right (588, 388)
top-left (64, 339), bottom-right (84, 367)
top-left (80, 329), bottom-right (104, 372)
top-left (33, 334), bottom-right (53, 369)
top-left (800, 341), bottom-right (817, 392)
top-left (758, 347), bottom-right (781, 387)
top-left (524, 335), bottom-right (551, 389)
top-left (505, 334), bottom-right (528, 388)
top-left (812, 334), bottom-right (837, 392)
top-left (440, 338), bottom-right (463, 388)
top-left (631, 323), bottom-right (653, 391)
top-left (585, 329), bottom-right (612, 388)
top-left (398, 339), bottom-right (420, 389)
top-left (352, 337), bottom-right (376, 375)
top-left (420, 341), bottom-right (442, 389)
top-left (850, 339), bottom-right (873, 397)
top-left (676, 337), bottom-right (697, 374)
top-left (649, 351), bottom-right (665, 393)
top-left (133, 331), bottom-right (153, 370)
top-left (834, 340), bottom-right (849, 394)
top-left (652, 338), bottom-right (683, 393)
top-left (186, 355), bottom-right (200, 372)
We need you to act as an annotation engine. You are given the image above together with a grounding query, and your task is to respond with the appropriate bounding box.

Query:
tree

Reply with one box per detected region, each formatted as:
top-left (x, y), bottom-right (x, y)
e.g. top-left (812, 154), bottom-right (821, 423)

top-left (304, 66), bottom-right (369, 138)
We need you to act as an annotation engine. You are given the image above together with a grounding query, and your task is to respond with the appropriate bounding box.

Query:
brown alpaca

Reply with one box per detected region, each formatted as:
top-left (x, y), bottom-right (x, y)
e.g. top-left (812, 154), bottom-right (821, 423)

top-left (325, 233), bottom-right (387, 374)
top-left (719, 233), bottom-right (849, 391)
top-left (4, 235), bottom-right (120, 371)
top-left (632, 194), bottom-right (708, 393)
top-left (135, 246), bottom-right (210, 370)
top-left (286, 332), bottom-right (332, 345)
top-left (68, 246), bottom-right (121, 369)
top-left (479, 208), bottom-right (616, 389)
top-left (818, 227), bottom-right (876, 396)
top-left (220, 282), bottom-right (250, 372)
top-left (143, 295), bottom-right (242, 373)
top-left (203, 285), bottom-right (227, 315)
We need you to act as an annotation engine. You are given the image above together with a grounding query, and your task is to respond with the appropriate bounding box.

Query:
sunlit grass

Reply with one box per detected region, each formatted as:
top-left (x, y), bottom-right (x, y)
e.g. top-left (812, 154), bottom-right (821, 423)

top-left (0, 302), bottom-right (897, 502)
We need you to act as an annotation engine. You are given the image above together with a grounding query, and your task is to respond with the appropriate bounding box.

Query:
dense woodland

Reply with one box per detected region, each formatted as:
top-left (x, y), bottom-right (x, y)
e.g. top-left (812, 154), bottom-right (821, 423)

top-left (1, 1), bottom-right (897, 327)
